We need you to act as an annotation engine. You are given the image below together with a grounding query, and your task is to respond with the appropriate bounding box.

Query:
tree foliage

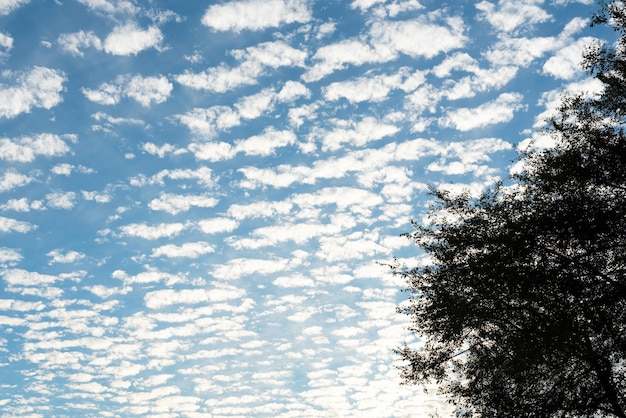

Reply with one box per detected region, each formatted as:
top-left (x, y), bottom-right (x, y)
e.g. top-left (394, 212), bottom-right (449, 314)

top-left (396, 2), bottom-right (626, 416)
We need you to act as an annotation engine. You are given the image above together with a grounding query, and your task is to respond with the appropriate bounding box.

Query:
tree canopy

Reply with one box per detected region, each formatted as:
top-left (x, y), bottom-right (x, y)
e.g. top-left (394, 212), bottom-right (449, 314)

top-left (396, 2), bottom-right (626, 416)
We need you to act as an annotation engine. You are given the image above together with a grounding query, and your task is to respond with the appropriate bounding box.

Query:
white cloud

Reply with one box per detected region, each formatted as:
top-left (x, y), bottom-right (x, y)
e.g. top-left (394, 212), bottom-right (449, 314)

top-left (188, 141), bottom-right (236, 162)
top-left (0, 197), bottom-right (44, 211)
top-left (237, 136), bottom-right (510, 190)
top-left (145, 284), bottom-right (245, 309)
top-left (304, 15), bottom-right (466, 81)
top-left (197, 218), bottom-right (239, 234)
top-left (82, 81), bottom-right (122, 105)
top-left (303, 40), bottom-right (394, 82)
top-left (142, 142), bottom-right (181, 158)
top-left (543, 37), bottom-right (593, 80)
top-left (226, 200), bottom-right (293, 221)
top-left (0, 299), bottom-right (44, 312)
top-left (0, 0), bottom-right (29, 15)
top-left (119, 222), bottom-right (189, 239)
top-left (0, 31), bottom-right (13, 59)
top-left (226, 211), bottom-right (361, 250)
top-left (323, 68), bottom-right (425, 103)
top-left (91, 111), bottom-right (147, 134)
top-left (47, 250), bottom-right (85, 264)
top-left (76, 0), bottom-right (139, 15)
top-left (273, 274), bottom-right (315, 287)
top-left (0, 133), bottom-right (71, 162)
top-left (125, 75), bottom-right (173, 106)
top-left (0, 67), bottom-right (66, 119)
top-left (0, 247), bottom-right (21, 264)
top-left (112, 269), bottom-right (186, 286)
top-left (81, 190), bottom-right (111, 203)
top-left (485, 35), bottom-right (556, 67)
top-left (485, 17), bottom-right (588, 68)
top-left (235, 128), bottom-right (297, 157)
top-left (83, 74), bottom-right (172, 106)
top-left (148, 193), bottom-right (219, 215)
top-left (129, 167), bottom-right (215, 188)
top-left (178, 85), bottom-right (303, 141)
top-left (369, 15), bottom-right (466, 58)
top-left (0, 216), bottom-right (36, 233)
top-left (2, 269), bottom-right (82, 286)
top-left (103, 23), bottom-right (163, 56)
top-left (50, 163), bottom-right (73, 176)
top-left (476, 0), bottom-right (551, 33)
top-left (51, 164), bottom-right (93, 176)
top-left (202, 0), bottom-right (311, 32)
top-left (440, 92), bottom-right (525, 131)
top-left (151, 242), bottom-right (215, 258)
top-left (85, 284), bottom-right (130, 298)
top-left (58, 30), bottom-right (102, 56)
top-left (46, 191), bottom-right (77, 209)
top-left (211, 257), bottom-right (293, 280)
top-left (351, 0), bottom-right (385, 11)
top-left (532, 77), bottom-right (604, 128)
top-left (175, 106), bottom-right (238, 139)
top-left (0, 170), bottom-right (33, 192)
top-left (234, 88), bottom-right (277, 119)
top-left (176, 41), bottom-right (306, 93)
top-left (277, 80), bottom-right (310, 102)
top-left (315, 117), bottom-right (400, 152)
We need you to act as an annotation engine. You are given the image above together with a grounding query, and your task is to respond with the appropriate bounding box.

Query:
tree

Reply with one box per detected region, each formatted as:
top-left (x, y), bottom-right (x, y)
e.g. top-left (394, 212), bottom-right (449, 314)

top-left (395, 2), bottom-right (626, 416)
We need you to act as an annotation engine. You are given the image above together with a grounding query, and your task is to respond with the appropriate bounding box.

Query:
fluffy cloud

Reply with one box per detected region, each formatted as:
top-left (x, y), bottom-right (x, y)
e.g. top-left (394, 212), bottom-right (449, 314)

top-left (476, 0), bottom-right (551, 33)
top-left (47, 250), bottom-right (85, 264)
top-left (0, 133), bottom-right (71, 162)
top-left (144, 284), bottom-right (245, 309)
top-left (202, 0), bottom-right (311, 32)
top-left (176, 41), bottom-right (306, 93)
top-left (83, 74), bottom-right (172, 107)
top-left (304, 14), bottom-right (466, 81)
top-left (148, 193), bottom-right (219, 215)
top-left (197, 218), bottom-right (239, 234)
top-left (112, 269), bottom-right (185, 286)
top-left (0, 0), bottom-right (29, 15)
top-left (0, 217), bottom-right (36, 233)
top-left (0, 170), bottom-right (33, 192)
top-left (0, 67), bottom-right (66, 119)
top-left (59, 22), bottom-right (162, 57)
top-left (103, 23), bottom-right (163, 56)
top-left (58, 30), bottom-right (102, 56)
top-left (124, 75), bottom-right (173, 106)
top-left (440, 92), bottom-right (525, 131)
top-left (303, 40), bottom-right (394, 82)
top-left (2, 268), bottom-right (83, 285)
top-left (0, 31), bottom-right (13, 59)
top-left (151, 242), bottom-right (215, 258)
top-left (210, 257), bottom-right (293, 280)
top-left (323, 68), bottom-right (425, 103)
top-left (0, 247), bottom-right (21, 264)
top-left (178, 85), bottom-right (307, 140)
top-left (315, 117), bottom-right (400, 152)
top-left (76, 0), bottom-right (139, 15)
top-left (234, 128), bottom-right (297, 157)
top-left (129, 167), bottom-right (215, 188)
top-left (0, 197), bottom-right (44, 211)
top-left (485, 17), bottom-right (588, 68)
top-left (543, 37), bottom-right (594, 80)
top-left (46, 191), bottom-right (77, 210)
top-left (119, 222), bottom-right (189, 239)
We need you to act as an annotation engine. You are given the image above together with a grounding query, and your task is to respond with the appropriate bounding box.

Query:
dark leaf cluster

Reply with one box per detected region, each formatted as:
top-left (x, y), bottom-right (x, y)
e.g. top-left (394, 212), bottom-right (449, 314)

top-left (396, 2), bottom-right (626, 416)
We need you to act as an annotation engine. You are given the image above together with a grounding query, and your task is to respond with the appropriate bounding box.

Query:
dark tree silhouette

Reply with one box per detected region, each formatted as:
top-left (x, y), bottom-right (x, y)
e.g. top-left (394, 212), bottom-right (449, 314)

top-left (395, 2), bottom-right (626, 416)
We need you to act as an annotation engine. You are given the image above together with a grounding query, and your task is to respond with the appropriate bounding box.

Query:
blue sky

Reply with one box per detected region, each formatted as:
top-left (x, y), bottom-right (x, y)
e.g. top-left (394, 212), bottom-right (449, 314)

top-left (0, 0), bottom-right (609, 416)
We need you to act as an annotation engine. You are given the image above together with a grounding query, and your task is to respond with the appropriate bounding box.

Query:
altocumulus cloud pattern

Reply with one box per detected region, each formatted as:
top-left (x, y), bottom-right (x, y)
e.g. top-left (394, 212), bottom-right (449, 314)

top-left (0, 0), bottom-right (606, 416)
